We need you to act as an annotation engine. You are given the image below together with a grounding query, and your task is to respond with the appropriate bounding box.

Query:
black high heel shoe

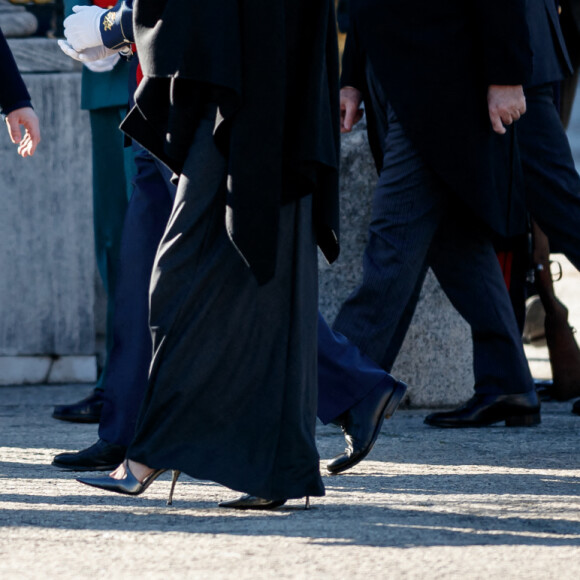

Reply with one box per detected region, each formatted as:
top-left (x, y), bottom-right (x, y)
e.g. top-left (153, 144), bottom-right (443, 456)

top-left (218, 494), bottom-right (310, 510)
top-left (77, 462), bottom-right (182, 505)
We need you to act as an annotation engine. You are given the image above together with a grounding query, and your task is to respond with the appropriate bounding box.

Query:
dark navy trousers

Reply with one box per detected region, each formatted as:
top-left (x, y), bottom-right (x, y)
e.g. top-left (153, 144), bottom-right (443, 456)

top-left (98, 146), bottom-right (175, 447)
top-left (520, 84), bottom-right (580, 270)
top-left (332, 103), bottom-right (534, 397)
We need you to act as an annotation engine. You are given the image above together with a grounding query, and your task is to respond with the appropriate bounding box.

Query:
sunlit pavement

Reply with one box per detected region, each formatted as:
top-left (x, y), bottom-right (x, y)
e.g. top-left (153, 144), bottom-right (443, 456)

top-left (0, 379), bottom-right (579, 579)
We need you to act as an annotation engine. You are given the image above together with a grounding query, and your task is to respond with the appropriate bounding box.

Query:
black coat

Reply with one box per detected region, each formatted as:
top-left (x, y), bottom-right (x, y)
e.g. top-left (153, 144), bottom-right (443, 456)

top-left (0, 29), bottom-right (31, 115)
top-left (123, 0), bottom-right (340, 285)
top-left (559, 0), bottom-right (580, 68)
top-left (342, 0), bottom-right (534, 238)
top-left (527, 0), bottom-right (572, 86)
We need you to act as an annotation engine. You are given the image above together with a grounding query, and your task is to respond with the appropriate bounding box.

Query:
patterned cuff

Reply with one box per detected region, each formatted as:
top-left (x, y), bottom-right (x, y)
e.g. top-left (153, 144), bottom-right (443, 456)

top-left (100, 1), bottom-right (134, 50)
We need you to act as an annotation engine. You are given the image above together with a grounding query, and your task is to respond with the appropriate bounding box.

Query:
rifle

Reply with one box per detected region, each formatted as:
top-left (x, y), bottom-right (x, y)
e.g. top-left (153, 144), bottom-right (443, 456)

top-left (532, 221), bottom-right (580, 400)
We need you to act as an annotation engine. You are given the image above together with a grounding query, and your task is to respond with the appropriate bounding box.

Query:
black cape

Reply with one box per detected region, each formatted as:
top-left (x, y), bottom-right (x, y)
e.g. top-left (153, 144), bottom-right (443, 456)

top-left (123, 0), bottom-right (340, 284)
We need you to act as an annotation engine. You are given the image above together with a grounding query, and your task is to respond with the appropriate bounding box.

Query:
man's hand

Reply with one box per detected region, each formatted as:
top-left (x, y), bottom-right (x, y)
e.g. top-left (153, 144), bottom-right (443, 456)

top-left (487, 85), bottom-right (526, 135)
top-left (63, 5), bottom-right (106, 51)
top-left (84, 53), bottom-right (120, 73)
top-left (5, 107), bottom-right (40, 158)
top-left (340, 86), bottom-right (364, 133)
top-left (58, 39), bottom-right (118, 63)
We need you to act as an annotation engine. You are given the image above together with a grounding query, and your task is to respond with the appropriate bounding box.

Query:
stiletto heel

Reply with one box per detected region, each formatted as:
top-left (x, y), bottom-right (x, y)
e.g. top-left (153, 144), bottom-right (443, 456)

top-left (77, 462), bottom-right (167, 497)
top-left (167, 470), bottom-right (181, 505)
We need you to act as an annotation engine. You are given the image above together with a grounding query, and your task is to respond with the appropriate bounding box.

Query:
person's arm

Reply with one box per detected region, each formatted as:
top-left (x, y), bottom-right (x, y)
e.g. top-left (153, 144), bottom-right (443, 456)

top-left (0, 30), bottom-right (40, 157)
top-left (64, 1), bottom-right (134, 52)
top-left (0, 29), bottom-right (32, 116)
top-left (59, 1), bottom-right (134, 64)
top-left (339, 23), bottom-right (364, 133)
top-left (473, 0), bottom-right (532, 134)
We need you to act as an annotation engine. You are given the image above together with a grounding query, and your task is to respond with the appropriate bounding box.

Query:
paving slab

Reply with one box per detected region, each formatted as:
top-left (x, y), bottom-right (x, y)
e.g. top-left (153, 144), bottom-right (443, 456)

top-left (1, 384), bottom-right (579, 579)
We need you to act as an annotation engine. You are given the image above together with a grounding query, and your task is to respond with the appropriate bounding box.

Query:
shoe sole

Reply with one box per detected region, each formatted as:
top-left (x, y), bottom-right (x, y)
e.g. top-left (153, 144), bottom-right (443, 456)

top-left (327, 381), bottom-right (408, 475)
top-left (51, 461), bottom-right (120, 472)
top-left (51, 414), bottom-right (101, 424)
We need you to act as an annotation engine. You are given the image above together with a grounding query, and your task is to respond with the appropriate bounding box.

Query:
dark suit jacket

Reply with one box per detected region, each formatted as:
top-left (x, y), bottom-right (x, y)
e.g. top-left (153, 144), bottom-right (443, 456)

top-left (527, 0), bottom-right (572, 86)
top-left (342, 0), bottom-right (533, 238)
top-left (0, 29), bottom-right (31, 116)
top-left (559, 0), bottom-right (580, 68)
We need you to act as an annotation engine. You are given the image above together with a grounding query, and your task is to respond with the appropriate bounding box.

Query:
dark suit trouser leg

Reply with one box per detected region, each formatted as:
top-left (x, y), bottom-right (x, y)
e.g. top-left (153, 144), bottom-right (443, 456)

top-left (428, 220), bottom-right (535, 395)
top-left (519, 85), bottom-right (580, 270)
top-left (98, 148), bottom-right (175, 447)
top-left (332, 107), bottom-right (534, 399)
top-left (333, 109), bottom-right (446, 369)
top-left (317, 312), bottom-right (394, 424)
top-left (90, 107), bottom-right (131, 390)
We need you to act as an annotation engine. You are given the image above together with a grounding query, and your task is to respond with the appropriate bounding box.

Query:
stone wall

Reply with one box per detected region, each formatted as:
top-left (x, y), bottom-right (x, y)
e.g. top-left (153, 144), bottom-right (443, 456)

top-left (0, 38), bottom-right (96, 384)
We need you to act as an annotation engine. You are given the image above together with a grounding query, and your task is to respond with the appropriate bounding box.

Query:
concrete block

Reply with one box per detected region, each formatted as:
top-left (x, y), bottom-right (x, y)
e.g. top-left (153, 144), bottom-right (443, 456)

top-left (47, 356), bottom-right (97, 384)
top-left (0, 356), bottom-right (51, 385)
top-left (0, 71), bottom-right (95, 356)
top-left (0, 2), bottom-right (38, 38)
top-left (7, 37), bottom-right (81, 73)
top-left (319, 124), bottom-right (474, 408)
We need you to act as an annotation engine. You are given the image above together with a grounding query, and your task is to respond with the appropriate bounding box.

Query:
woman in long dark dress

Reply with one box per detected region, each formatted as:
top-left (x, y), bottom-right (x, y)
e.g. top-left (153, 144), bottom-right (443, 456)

top-left (77, 0), bottom-right (341, 508)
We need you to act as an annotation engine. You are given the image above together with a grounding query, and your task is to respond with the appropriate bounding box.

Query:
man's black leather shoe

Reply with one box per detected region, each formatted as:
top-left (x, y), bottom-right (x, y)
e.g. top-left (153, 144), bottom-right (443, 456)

top-left (52, 439), bottom-right (126, 471)
top-left (52, 389), bottom-right (103, 423)
top-left (326, 378), bottom-right (407, 475)
top-left (572, 399), bottom-right (580, 416)
top-left (424, 392), bottom-right (541, 428)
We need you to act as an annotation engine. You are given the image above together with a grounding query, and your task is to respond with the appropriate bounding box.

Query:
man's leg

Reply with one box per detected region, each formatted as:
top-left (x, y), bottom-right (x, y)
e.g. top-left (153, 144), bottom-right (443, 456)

top-left (518, 84), bottom-right (580, 404)
top-left (429, 217), bottom-right (535, 396)
top-left (317, 311), bottom-right (404, 424)
top-left (520, 85), bottom-right (580, 269)
top-left (324, 105), bottom-right (443, 473)
top-left (52, 106), bottom-right (131, 423)
top-left (52, 150), bottom-right (176, 470)
top-left (98, 150), bottom-right (175, 448)
top-left (423, 215), bottom-right (539, 428)
top-left (332, 108), bottom-right (445, 364)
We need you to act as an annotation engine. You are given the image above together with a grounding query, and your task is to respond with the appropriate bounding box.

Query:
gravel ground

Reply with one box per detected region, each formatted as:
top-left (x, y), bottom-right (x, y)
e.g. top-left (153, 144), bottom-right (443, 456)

top-left (1, 384), bottom-right (579, 579)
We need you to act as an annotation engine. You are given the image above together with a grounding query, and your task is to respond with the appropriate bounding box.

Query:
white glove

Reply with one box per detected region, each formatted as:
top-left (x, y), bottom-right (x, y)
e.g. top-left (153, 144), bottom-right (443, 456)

top-left (63, 5), bottom-right (105, 51)
top-left (84, 53), bottom-right (120, 73)
top-left (58, 39), bottom-right (118, 63)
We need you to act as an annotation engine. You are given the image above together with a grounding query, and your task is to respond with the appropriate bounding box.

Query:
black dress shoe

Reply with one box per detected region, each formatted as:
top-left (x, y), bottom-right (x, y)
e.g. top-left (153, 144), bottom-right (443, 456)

top-left (326, 378), bottom-right (408, 475)
top-left (572, 399), bottom-right (580, 416)
top-left (52, 438), bottom-right (126, 471)
top-left (52, 389), bottom-right (104, 423)
top-left (218, 494), bottom-right (287, 510)
top-left (424, 392), bottom-right (541, 428)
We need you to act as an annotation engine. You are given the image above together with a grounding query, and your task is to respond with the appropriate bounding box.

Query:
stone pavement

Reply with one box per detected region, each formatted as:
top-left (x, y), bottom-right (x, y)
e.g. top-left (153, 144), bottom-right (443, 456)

top-left (1, 384), bottom-right (579, 579)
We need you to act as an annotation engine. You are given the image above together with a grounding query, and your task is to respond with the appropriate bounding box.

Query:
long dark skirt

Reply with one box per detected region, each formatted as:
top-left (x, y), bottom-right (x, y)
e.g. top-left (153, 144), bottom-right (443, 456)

top-left (127, 113), bottom-right (324, 501)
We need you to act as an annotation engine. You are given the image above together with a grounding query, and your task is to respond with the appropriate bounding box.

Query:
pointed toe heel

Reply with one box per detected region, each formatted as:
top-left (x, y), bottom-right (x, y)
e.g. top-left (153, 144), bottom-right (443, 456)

top-left (77, 463), bottom-right (167, 497)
